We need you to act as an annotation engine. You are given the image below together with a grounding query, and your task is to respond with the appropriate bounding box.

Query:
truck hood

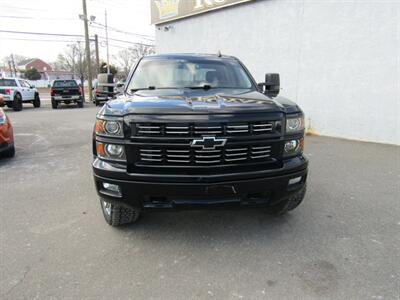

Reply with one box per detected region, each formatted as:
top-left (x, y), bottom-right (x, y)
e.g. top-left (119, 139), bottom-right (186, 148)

top-left (100, 88), bottom-right (300, 116)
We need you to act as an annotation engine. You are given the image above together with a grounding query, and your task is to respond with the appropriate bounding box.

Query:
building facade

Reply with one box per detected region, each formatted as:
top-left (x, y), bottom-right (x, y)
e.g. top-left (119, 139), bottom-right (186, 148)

top-left (153, 0), bottom-right (400, 145)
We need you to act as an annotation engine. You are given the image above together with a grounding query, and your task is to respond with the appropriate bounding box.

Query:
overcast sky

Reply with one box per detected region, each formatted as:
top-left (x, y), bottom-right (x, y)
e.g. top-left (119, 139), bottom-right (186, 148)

top-left (0, 0), bottom-right (154, 63)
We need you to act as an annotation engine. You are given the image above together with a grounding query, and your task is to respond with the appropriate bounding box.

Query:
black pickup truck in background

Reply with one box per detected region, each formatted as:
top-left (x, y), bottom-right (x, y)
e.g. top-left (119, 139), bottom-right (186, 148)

top-left (51, 80), bottom-right (83, 109)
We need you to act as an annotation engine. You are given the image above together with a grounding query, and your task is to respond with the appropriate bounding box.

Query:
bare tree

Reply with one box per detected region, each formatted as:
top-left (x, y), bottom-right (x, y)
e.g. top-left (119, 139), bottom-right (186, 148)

top-left (114, 48), bottom-right (133, 78)
top-left (1, 54), bottom-right (30, 67)
top-left (52, 44), bottom-right (77, 75)
top-left (114, 44), bottom-right (155, 78)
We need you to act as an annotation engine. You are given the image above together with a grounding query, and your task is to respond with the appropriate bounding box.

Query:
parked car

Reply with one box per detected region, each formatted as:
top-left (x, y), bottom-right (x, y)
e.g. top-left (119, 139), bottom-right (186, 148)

top-left (0, 78), bottom-right (40, 111)
top-left (50, 80), bottom-right (83, 109)
top-left (92, 54), bottom-right (308, 226)
top-left (0, 103), bottom-right (15, 158)
top-left (115, 79), bottom-right (126, 94)
top-left (93, 73), bottom-right (116, 106)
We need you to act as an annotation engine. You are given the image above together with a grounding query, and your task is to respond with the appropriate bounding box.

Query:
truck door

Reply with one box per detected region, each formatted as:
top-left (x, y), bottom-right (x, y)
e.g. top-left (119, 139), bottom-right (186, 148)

top-left (18, 80), bottom-right (30, 100)
top-left (24, 80), bottom-right (36, 100)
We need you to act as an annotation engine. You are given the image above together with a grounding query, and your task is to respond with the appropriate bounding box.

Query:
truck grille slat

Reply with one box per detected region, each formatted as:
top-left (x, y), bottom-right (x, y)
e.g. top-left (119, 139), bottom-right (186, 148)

top-left (140, 153), bottom-right (162, 157)
top-left (141, 158), bottom-right (163, 162)
top-left (225, 152), bottom-right (248, 157)
top-left (225, 157), bottom-right (248, 162)
top-left (195, 160), bottom-right (221, 164)
top-left (195, 155), bottom-right (222, 159)
top-left (252, 150), bottom-right (271, 154)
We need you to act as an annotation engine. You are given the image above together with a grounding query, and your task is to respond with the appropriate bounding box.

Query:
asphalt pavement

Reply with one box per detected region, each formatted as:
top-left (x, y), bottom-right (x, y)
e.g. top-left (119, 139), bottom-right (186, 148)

top-left (0, 103), bottom-right (399, 299)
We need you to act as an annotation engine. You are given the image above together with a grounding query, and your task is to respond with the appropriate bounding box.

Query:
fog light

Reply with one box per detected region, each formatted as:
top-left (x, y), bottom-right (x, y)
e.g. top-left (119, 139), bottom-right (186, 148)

top-left (284, 140), bottom-right (299, 153)
top-left (288, 176), bottom-right (302, 185)
top-left (103, 182), bottom-right (121, 193)
top-left (105, 144), bottom-right (124, 157)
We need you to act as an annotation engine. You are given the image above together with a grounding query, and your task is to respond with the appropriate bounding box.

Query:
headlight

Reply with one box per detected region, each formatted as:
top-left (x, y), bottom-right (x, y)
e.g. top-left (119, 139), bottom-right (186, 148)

top-left (283, 138), bottom-right (304, 156)
top-left (286, 115), bottom-right (304, 133)
top-left (96, 142), bottom-right (126, 160)
top-left (95, 119), bottom-right (123, 137)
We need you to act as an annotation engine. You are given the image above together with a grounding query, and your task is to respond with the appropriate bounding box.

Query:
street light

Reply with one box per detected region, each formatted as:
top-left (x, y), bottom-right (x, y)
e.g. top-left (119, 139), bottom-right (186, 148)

top-left (79, 14), bottom-right (96, 23)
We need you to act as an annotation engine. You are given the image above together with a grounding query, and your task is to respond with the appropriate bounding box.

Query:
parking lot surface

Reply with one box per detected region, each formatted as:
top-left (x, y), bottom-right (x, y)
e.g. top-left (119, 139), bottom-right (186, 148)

top-left (0, 104), bottom-right (399, 299)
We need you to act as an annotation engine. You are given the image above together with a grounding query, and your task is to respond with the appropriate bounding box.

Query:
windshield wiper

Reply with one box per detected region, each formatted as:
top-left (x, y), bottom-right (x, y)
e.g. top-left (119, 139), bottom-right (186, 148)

top-left (184, 84), bottom-right (212, 90)
top-left (184, 85), bottom-right (250, 90)
top-left (130, 86), bottom-right (156, 93)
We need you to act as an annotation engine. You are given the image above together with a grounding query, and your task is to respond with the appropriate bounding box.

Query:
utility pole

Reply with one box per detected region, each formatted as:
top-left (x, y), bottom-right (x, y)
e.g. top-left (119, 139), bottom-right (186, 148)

top-left (11, 54), bottom-right (17, 77)
top-left (82, 0), bottom-right (93, 102)
top-left (72, 46), bottom-right (76, 79)
top-left (8, 61), bottom-right (13, 77)
top-left (105, 9), bottom-right (110, 74)
top-left (94, 34), bottom-right (100, 75)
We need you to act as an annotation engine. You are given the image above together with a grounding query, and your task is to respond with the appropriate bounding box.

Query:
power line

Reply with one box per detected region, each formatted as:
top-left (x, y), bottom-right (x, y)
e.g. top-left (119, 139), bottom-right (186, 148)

top-left (0, 29), bottom-right (84, 38)
top-left (90, 22), bottom-right (155, 40)
top-left (97, 36), bottom-right (154, 47)
top-left (0, 29), bottom-right (153, 46)
top-left (0, 37), bottom-right (86, 43)
top-left (0, 15), bottom-right (76, 21)
top-left (1, 5), bottom-right (54, 13)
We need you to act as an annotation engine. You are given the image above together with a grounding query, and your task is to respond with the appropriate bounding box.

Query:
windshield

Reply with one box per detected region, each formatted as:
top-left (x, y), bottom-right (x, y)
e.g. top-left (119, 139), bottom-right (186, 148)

top-left (0, 79), bottom-right (17, 87)
top-left (53, 80), bottom-right (78, 88)
top-left (128, 58), bottom-right (254, 90)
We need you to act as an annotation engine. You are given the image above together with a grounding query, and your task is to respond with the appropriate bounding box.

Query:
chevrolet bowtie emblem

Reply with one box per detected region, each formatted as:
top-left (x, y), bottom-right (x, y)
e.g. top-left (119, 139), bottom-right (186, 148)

top-left (191, 136), bottom-right (227, 150)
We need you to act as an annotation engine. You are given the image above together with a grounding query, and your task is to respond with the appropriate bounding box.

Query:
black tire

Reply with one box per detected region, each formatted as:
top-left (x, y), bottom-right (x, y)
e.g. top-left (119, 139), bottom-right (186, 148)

top-left (12, 93), bottom-right (23, 111)
top-left (267, 184), bottom-right (307, 215)
top-left (95, 100), bottom-right (100, 106)
top-left (51, 100), bottom-right (58, 109)
top-left (100, 199), bottom-right (140, 226)
top-left (2, 143), bottom-right (15, 158)
top-left (33, 93), bottom-right (41, 108)
top-left (77, 100), bottom-right (84, 108)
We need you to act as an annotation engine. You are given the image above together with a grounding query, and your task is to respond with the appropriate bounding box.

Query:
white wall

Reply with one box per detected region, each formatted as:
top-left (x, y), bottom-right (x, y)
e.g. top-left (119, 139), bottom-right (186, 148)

top-left (155, 0), bottom-right (400, 145)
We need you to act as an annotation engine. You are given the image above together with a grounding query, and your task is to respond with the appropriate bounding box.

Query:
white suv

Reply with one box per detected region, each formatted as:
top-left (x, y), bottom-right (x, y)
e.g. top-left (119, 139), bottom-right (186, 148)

top-left (0, 78), bottom-right (41, 111)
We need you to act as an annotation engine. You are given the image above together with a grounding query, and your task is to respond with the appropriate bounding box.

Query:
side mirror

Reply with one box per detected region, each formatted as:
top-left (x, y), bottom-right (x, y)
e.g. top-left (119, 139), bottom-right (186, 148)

top-left (259, 73), bottom-right (280, 98)
top-left (30, 85), bottom-right (35, 88)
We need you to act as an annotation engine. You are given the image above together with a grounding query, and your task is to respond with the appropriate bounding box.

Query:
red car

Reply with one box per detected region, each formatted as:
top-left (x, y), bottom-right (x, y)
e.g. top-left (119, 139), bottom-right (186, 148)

top-left (0, 99), bottom-right (15, 158)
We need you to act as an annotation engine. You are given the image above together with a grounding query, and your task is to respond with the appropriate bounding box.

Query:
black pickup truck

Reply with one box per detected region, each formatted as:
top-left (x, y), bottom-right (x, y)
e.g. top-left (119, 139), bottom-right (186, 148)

top-left (92, 54), bottom-right (308, 226)
top-left (51, 80), bottom-right (83, 109)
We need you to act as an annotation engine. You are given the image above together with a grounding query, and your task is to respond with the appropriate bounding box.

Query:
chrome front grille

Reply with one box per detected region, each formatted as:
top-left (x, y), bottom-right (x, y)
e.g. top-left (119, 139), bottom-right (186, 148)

top-left (138, 145), bottom-right (272, 166)
top-left (133, 121), bottom-right (277, 137)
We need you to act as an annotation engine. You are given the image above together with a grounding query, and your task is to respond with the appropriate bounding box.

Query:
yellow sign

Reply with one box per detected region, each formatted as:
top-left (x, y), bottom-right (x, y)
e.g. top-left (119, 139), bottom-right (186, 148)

top-left (155, 0), bottom-right (180, 20)
top-left (151, 0), bottom-right (254, 25)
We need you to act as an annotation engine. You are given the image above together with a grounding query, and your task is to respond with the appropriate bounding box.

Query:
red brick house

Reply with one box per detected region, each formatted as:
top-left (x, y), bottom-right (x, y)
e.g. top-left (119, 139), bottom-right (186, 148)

top-left (17, 58), bottom-right (52, 73)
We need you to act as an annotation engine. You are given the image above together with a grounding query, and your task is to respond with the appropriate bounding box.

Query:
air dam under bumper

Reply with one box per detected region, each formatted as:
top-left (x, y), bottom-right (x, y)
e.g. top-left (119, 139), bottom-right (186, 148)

top-left (93, 157), bottom-right (308, 210)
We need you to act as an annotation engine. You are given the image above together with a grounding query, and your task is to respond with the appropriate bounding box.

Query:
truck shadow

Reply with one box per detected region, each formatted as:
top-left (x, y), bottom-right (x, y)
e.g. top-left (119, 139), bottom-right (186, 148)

top-left (114, 209), bottom-right (299, 247)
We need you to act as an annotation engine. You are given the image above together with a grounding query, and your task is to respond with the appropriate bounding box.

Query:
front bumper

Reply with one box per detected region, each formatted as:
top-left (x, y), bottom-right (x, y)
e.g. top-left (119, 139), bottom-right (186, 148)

top-left (94, 96), bottom-right (114, 101)
top-left (93, 156), bottom-right (308, 210)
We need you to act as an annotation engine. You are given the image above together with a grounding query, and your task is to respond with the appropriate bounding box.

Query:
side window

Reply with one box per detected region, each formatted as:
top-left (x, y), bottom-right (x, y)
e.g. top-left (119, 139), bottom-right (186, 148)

top-left (24, 81), bottom-right (31, 88)
top-left (18, 80), bottom-right (26, 87)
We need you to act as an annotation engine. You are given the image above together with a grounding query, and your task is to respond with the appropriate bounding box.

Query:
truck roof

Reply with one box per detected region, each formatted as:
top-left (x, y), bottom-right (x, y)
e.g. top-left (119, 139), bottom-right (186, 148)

top-left (143, 53), bottom-right (238, 61)
top-left (0, 78), bottom-right (19, 81)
